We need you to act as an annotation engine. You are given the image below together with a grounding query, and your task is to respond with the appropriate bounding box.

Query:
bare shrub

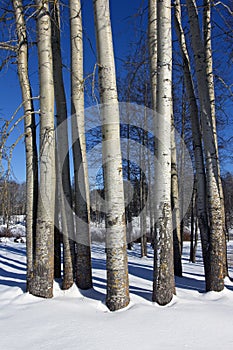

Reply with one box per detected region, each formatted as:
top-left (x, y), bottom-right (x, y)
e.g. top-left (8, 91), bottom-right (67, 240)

top-left (0, 227), bottom-right (14, 238)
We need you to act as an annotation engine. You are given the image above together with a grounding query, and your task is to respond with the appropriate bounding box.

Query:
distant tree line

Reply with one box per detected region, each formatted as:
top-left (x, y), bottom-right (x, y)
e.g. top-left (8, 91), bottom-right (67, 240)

top-left (0, 180), bottom-right (26, 226)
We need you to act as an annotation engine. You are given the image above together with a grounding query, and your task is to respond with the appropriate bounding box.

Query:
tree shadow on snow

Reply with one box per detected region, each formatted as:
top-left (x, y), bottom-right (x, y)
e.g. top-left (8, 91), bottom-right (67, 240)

top-left (0, 244), bottom-right (26, 292)
top-left (0, 266), bottom-right (26, 291)
top-left (79, 282), bottom-right (106, 302)
top-left (0, 244), bottom-right (26, 257)
top-left (0, 243), bottom-right (211, 303)
top-left (225, 284), bottom-right (233, 292)
top-left (90, 253), bottom-right (208, 303)
top-left (0, 254), bottom-right (26, 271)
top-left (91, 257), bottom-right (106, 271)
top-left (127, 260), bottom-right (207, 297)
top-left (175, 275), bottom-right (206, 292)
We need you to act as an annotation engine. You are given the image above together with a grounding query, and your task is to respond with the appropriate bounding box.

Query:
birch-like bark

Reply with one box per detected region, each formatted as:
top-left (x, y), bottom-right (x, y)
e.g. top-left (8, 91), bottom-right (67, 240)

top-left (148, 0), bottom-right (156, 249)
top-left (126, 122), bottom-right (133, 250)
top-left (94, 0), bottom-right (129, 311)
top-left (147, 150), bottom-right (154, 246)
top-left (186, 0), bottom-right (224, 291)
top-left (54, 174), bottom-right (61, 279)
top-left (174, 0), bottom-right (210, 286)
top-left (140, 142), bottom-right (147, 258)
top-left (32, 0), bottom-right (55, 298)
top-left (70, 0), bottom-right (92, 289)
top-left (151, 0), bottom-right (175, 305)
top-left (203, 0), bottom-right (224, 199)
top-left (148, 0), bottom-right (157, 111)
top-left (12, 0), bottom-right (38, 291)
top-left (190, 182), bottom-right (198, 263)
top-left (203, 0), bottom-right (227, 275)
top-left (179, 97), bottom-right (185, 248)
top-left (51, 0), bottom-right (75, 290)
top-left (171, 112), bottom-right (182, 277)
top-left (141, 107), bottom-right (148, 257)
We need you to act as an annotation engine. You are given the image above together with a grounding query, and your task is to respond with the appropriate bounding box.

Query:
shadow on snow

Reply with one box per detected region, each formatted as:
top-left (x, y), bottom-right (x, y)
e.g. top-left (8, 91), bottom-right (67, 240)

top-left (1, 243), bottom-right (232, 302)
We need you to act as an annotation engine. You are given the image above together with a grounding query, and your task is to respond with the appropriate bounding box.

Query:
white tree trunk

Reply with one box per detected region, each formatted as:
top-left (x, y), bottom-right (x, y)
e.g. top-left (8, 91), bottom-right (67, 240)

top-left (32, 0), bottom-right (55, 298)
top-left (148, 0), bottom-right (157, 111)
top-left (174, 0), bottom-right (210, 286)
top-left (70, 0), bottom-right (92, 289)
top-left (12, 0), bottom-right (38, 292)
top-left (94, 0), bottom-right (129, 311)
top-left (151, 0), bottom-right (175, 305)
top-left (186, 0), bottom-right (224, 291)
top-left (51, 0), bottom-right (75, 290)
top-left (203, 0), bottom-right (227, 275)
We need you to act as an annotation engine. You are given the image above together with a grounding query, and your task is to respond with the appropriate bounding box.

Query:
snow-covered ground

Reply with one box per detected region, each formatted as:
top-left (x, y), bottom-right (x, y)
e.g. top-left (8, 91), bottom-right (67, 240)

top-left (1, 240), bottom-right (233, 350)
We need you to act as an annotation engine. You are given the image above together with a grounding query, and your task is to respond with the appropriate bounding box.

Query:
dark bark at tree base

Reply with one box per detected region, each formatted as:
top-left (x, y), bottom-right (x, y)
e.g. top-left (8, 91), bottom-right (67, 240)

top-left (106, 247), bottom-right (130, 311)
top-left (206, 242), bottom-right (225, 292)
top-left (62, 278), bottom-right (74, 290)
top-left (152, 204), bottom-right (176, 306)
top-left (76, 243), bottom-right (93, 290)
top-left (127, 243), bottom-right (133, 250)
top-left (173, 228), bottom-right (182, 277)
top-left (31, 274), bottom-right (53, 299)
top-left (152, 252), bottom-right (175, 306)
top-left (62, 237), bottom-right (75, 290)
top-left (26, 271), bottom-right (34, 293)
top-left (31, 219), bottom-right (54, 298)
top-left (141, 234), bottom-right (147, 257)
top-left (152, 287), bottom-right (174, 306)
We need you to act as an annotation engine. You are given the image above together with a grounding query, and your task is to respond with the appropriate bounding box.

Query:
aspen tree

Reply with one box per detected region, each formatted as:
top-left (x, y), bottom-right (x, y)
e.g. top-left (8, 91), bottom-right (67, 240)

top-left (140, 144), bottom-right (147, 258)
top-left (148, 0), bottom-right (157, 109)
top-left (174, 0), bottom-right (210, 288)
top-left (186, 0), bottom-right (225, 291)
top-left (12, 0), bottom-right (38, 292)
top-left (93, 0), bottom-right (129, 311)
top-left (150, 0), bottom-right (176, 305)
top-left (32, 0), bottom-right (55, 298)
top-left (70, 0), bottom-right (92, 289)
top-left (51, 0), bottom-right (75, 290)
top-left (203, 0), bottom-right (227, 275)
top-left (171, 112), bottom-right (182, 277)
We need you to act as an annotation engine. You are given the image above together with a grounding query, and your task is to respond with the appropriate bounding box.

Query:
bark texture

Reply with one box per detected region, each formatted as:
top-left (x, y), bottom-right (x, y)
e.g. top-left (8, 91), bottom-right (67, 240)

top-left (51, 0), bottom-right (75, 290)
top-left (148, 0), bottom-right (157, 110)
top-left (70, 0), bottom-right (92, 289)
top-left (32, 0), bottom-right (55, 298)
top-left (151, 0), bottom-right (175, 305)
top-left (174, 0), bottom-right (210, 287)
top-left (171, 113), bottom-right (182, 277)
top-left (203, 0), bottom-right (227, 276)
top-left (12, 0), bottom-right (38, 292)
top-left (94, 0), bottom-right (129, 311)
top-left (140, 126), bottom-right (147, 258)
top-left (186, 0), bottom-right (224, 291)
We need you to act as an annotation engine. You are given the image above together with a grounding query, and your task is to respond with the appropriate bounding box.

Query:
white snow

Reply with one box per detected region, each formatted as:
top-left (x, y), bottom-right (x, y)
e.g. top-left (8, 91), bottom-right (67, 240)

top-left (1, 240), bottom-right (233, 350)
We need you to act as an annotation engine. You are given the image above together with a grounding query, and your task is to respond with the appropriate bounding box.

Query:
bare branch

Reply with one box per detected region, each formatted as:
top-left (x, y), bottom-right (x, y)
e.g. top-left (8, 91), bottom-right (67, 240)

top-left (214, 1), bottom-right (233, 15)
top-left (0, 42), bottom-right (16, 51)
top-left (215, 75), bottom-right (233, 97)
top-left (0, 54), bottom-right (16, 71)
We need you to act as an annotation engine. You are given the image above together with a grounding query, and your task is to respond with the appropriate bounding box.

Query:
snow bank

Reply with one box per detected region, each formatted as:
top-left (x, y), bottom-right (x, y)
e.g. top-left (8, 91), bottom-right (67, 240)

top-left (1, 241), bottom-right (233, 350)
